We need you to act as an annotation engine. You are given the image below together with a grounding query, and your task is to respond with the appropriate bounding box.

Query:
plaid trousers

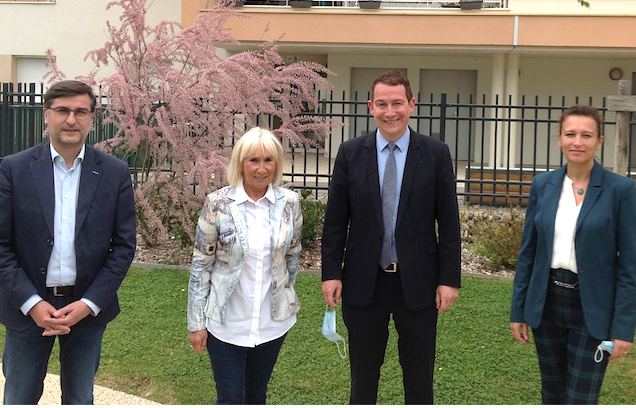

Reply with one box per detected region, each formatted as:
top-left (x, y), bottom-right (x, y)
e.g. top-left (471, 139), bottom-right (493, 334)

top-left (532, 268), bottom-right (609, 405)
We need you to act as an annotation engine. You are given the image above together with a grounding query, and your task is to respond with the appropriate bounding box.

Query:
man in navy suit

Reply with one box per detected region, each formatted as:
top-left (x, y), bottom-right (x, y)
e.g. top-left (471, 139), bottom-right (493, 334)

top-left (0, 80), bottom-right (136, 404)
top-left (321, 71), bottom-right (461, 404)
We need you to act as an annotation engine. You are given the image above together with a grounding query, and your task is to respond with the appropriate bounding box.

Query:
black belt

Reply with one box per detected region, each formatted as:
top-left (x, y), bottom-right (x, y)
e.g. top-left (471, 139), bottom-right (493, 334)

top-left (46, 286), bottom-right (74, 297)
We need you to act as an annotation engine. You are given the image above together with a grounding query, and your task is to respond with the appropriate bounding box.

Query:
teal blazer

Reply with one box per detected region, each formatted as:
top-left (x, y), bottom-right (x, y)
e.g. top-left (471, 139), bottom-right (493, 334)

top-left (511, 161), bottom-right (636, 342)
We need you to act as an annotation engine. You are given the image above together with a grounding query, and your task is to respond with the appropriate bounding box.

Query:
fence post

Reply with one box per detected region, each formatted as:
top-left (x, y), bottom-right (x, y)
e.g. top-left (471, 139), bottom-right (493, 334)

top-left (27, 83), bottom-right (37, 149)
top-left (1, 83), bottom-right (9, 159)
top-left (607, 80), bottom-right (636, 176)
top-left (439, 92), bottom-right (447, 143)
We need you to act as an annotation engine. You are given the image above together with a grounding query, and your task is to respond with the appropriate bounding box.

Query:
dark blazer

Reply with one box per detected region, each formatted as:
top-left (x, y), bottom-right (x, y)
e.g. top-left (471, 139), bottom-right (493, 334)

top-left (511, 161), bottom-right (636, 342)
top-left (321, 128), bottom-right (461, 310)
top-left (0, 143), bottom-right (136, 331)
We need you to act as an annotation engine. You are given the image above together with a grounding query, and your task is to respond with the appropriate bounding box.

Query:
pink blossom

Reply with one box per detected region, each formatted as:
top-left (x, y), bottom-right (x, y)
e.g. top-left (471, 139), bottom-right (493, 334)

top-left (45, 0), bottom-right (340, 247)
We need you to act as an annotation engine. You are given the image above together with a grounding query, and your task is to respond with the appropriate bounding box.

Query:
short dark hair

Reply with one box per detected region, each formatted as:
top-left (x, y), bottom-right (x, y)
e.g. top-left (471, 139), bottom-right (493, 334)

top-left (371, 71), bottom-right (413, 102)
top-left (559, 105), bottom-right (603, 137)
top-left (44, 80), bottom-right (97, 111)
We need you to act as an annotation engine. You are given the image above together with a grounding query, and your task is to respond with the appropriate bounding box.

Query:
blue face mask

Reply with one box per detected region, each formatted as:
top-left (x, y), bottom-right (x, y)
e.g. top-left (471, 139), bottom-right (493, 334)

top-left (594, 340), bottom-right (614, 362)
top-left (321, 305), bottom-right (347, 358)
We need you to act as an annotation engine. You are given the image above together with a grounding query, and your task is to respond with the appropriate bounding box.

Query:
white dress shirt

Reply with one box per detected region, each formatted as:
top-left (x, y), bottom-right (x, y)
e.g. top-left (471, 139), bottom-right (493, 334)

top-left (551, 175), bottom-right (582, 273)
top-left (206, 183), bottom-right (296, 347)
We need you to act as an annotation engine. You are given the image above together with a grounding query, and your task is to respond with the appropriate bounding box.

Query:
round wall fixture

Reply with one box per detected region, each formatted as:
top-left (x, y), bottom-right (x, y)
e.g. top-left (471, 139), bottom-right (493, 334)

top-left (609, 67), bottom-right (623, 80)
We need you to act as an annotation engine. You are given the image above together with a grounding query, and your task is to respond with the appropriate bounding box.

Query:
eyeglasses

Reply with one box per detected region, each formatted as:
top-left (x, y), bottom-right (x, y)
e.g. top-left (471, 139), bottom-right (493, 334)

top-left (48, 107), bottom-right (93, 120)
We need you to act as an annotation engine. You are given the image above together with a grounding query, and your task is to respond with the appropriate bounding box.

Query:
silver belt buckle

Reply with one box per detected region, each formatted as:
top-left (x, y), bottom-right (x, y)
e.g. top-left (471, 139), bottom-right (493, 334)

top-left (384, 262), bottom-right (398, 273)
top-left (53, 286), bottom-right (62, 296)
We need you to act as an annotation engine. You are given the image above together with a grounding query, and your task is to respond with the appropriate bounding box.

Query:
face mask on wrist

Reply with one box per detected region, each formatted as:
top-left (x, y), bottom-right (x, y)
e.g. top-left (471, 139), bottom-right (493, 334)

top-left (321, 305), bottom-right (347, 359)
top-left (594, 340), bottom-right (614, 362)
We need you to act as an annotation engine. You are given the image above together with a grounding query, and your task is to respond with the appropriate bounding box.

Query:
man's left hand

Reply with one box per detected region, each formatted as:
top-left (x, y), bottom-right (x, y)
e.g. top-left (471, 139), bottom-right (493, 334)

top-left (43, 301), bottom-right (92, 330)
top-left (436, 285), bottom-right (459, 314)
top-left (609, 339), bottom-right (633, 360)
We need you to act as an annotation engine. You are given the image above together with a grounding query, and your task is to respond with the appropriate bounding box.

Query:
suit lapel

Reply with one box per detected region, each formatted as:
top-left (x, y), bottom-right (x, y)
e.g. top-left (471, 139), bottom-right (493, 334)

top-left (76, 145), bottom-right (102, 237)
top-left (270, 187), bottom-right (286, 253)
top-left (577, 161), bottom-right (603, 231)
top-left (227, 187), bottom-right (249, 259)
top-left (542, 166), bottom-right (566, 258)
top-left (30, 144), bottom-right (55, 238)
top-left (364, 135), bottom-right (384, 230)
top-left (396, 132), bottom-right (421, 231)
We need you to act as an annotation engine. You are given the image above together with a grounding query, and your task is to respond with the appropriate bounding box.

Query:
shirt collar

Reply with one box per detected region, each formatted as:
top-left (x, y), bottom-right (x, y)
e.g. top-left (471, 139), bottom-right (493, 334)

top-left (50, 143), bottom-right (86, 164)
top-left (235, 182), bottom-right (276, 205)
top-left (376, 128), bottom-right (410, 153)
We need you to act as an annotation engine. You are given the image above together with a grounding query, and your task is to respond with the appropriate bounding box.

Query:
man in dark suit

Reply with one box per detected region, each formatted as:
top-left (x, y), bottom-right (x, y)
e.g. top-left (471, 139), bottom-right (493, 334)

top-left (321, 71), bottom-right (461, 404)
top-left (0, 80), bottom-right (136, 404)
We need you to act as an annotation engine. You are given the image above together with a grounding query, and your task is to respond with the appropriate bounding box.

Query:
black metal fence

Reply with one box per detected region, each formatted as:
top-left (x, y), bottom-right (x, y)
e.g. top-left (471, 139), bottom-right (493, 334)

top-left (0, 82), bottom-right (117, 155)
top-left (2, 82), bottom-right (634, 205)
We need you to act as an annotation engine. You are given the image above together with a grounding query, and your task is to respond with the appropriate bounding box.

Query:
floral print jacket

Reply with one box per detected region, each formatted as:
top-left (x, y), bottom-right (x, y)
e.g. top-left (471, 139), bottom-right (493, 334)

top-left (187, 185), bottom-right (303, 331)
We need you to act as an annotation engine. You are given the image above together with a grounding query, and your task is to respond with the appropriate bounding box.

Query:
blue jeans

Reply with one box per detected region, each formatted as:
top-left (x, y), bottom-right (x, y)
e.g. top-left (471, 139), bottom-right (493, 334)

top-left (2, 296), bottom-right (105, 405)
top-left (207, 332), bottom-right (287, 405)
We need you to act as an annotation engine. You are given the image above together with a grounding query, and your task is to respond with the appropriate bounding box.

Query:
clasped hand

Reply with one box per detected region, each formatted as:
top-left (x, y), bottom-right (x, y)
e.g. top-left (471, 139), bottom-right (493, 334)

top-left (30, 300), bottom-right (92, 336)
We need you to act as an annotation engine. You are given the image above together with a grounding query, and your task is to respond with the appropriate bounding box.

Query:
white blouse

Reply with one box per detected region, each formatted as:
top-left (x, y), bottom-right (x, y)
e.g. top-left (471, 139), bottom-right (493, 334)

top-left (551, 175), bottom-right (582, 273)
top-left (206, 183), bottom-right (296, 347)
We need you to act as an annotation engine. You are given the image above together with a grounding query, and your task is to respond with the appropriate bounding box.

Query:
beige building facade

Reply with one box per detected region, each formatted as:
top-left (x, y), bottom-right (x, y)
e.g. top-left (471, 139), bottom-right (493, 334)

top-left (3, 0), bottom-right (636, 167)
top-left (181, 0), bottom-right (636, 167)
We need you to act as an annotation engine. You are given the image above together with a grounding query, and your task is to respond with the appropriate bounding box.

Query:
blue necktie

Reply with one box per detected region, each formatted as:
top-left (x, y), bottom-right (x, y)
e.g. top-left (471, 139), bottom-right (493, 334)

top-left (380, 143), bottom-right (397, 269)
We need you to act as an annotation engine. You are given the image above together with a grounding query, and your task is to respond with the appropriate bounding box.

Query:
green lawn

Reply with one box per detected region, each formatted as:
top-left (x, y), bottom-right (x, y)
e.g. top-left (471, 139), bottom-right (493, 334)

top-left (1, 269), bottom-right (635, 404)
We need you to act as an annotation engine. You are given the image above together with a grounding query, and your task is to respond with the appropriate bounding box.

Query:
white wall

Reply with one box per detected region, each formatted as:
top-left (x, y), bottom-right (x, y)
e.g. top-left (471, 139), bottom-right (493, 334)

top-left (17, 57), bottom-right (48, 85)
top-left (0, 0), bottom-right (181, 83)
top-left (325, 52), bottom-right (636, 167)
top-left (515, 56), bottom-right (636, 167)
top-left (510, 0), bottom-right (636, 15)
top-left (518, 57), bottom-right (636, 102)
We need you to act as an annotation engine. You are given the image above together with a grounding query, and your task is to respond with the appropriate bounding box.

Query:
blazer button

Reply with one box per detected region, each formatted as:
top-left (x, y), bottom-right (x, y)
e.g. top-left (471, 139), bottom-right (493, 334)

top-left (40, 268), bottom-right (46, 275)
top-left (47, 239), bottom-right (54, 246)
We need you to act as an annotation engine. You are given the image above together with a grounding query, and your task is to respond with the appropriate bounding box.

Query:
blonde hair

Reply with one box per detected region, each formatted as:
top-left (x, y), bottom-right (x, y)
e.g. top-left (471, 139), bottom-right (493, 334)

top-left (227, 127), bottom-right (284, 187)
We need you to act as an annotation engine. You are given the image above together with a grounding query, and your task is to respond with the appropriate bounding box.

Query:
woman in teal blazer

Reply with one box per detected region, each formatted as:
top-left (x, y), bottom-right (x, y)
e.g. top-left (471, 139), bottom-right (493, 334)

top-left (510, 105), bottom-right (636, 404)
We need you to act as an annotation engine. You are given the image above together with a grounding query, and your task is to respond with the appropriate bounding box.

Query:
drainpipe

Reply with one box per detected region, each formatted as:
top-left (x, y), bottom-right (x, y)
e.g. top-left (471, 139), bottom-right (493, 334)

top-left (490, 53), bottom-right (505, 168)
top-left (505, 53), bottom-right (520, 168)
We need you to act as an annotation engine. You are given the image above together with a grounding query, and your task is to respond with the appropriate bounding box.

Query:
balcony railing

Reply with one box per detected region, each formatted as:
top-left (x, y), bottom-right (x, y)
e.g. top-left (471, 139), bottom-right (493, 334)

top-left (240, 0), bottom-right (507, 9)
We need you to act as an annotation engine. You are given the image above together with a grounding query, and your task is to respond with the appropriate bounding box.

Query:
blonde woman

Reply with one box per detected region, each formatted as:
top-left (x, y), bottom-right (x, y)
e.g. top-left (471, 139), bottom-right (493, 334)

top-left (187, 127), bottom-right (302, 404)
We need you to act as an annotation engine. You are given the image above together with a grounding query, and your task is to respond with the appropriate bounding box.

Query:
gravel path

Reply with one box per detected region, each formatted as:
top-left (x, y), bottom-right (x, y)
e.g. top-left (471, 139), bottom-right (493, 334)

top-left (134, 235), bottom-right (516, 278)
top-left (0, 372), bottom-right (160, 405)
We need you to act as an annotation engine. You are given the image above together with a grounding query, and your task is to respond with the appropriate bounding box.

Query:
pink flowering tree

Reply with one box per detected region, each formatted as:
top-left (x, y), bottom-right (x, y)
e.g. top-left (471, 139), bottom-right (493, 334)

top-left (46, 0), bottom-right (336, 247)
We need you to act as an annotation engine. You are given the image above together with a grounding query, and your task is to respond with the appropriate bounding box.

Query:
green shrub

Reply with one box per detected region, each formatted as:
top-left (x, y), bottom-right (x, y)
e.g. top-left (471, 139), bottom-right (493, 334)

top-left (172, 208), bottom-right (201, 249)
top-left (299, 189), bottom-right (326, 247)
top-left (470, 204), bottom-right (524, 270)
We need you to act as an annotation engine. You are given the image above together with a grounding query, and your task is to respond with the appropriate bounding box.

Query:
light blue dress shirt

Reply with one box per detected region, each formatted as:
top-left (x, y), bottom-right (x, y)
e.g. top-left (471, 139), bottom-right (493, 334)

top-left (376, 129), bottom-right (410, 264)
top-left (20, 144), bottom-right (100, 316)
top-left (47, 145), bottom-right (83, 288)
